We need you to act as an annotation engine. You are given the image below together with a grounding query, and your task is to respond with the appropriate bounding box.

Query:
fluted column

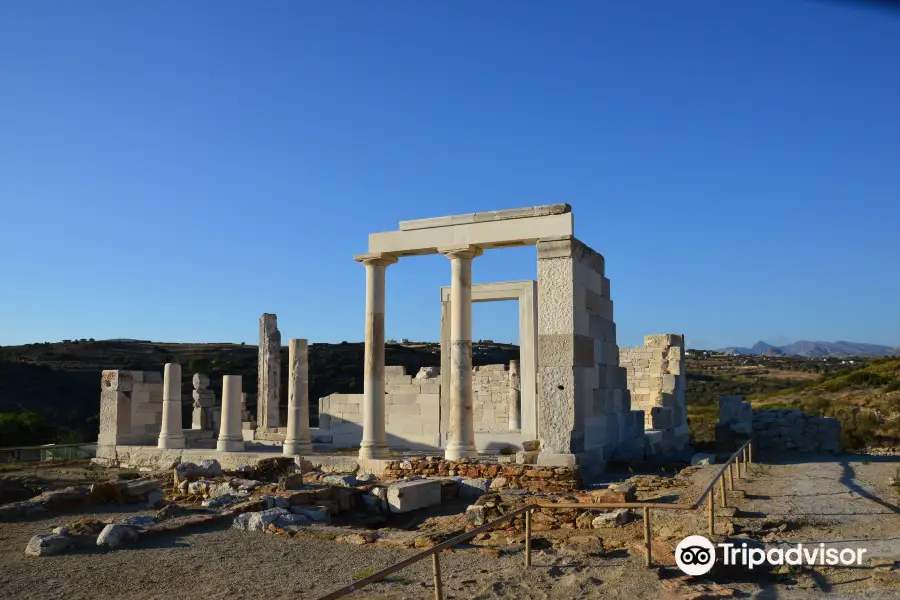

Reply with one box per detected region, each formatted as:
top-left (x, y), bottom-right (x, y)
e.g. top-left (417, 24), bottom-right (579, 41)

top-left (441, 245), bottom-right (482, 459)
top-left (217, 375), bottom-right (245, 452)
top-left (158, 363), bottom-right (185, 449)
top-left (284, 338), bottom-right (312, 455)
top-left (355, 252), bottom-right (398, 459)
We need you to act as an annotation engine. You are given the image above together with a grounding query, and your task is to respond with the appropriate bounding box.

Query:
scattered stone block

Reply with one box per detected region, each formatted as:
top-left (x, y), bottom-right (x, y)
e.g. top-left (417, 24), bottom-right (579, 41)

top-left (591, 509), bottom-right (630, 528)
top-left (25, 533), bottom-right (72, 557)
top-left (233, 508), bottom-right (290, 532)
top-left (198, 459), bottom-right (224, 476)
top-left (289, 506), bottom-right (331, 523)
top-left (122, 479), bottom-right (162, 498)
top-left (691, 453), bottom-right (716, 466)
top-left (522, 440), bottom-right (540, 451)
top-left (466, 505), bottom-right (486, 526)
top-left (97, 524), bottom-right (139, 549)
top-left (355, 473), bottom-right (377, 484)
top-left (458, 478), bottom-right (490, 500)
top-left (386, 480), bottom-right (441, 514)
top-left (118, 516), bottom-right (156, 528)
top-left (273, 514), bottom-right (310, 528)
top-left (323, 474), bottom-right (357, 488)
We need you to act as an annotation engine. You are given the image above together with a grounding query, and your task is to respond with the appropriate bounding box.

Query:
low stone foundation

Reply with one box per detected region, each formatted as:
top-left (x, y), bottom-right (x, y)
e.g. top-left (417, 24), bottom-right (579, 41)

top-left (716, 396), bottom-right (842, 454)
top-left (752, 408), bottom-right (841, 454)
top-left (380, 457), bottom-right (580, 493)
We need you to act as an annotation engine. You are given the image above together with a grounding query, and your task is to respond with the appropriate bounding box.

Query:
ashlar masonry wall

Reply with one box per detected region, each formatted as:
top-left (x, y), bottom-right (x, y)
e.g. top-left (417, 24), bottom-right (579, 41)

top-left (472, 365), bottom-right (514, 433)
top-left (319, 366), bottom-right (441, 449)
top-left (535, 236), bottom-right (644, 469)
top-left (619, 334), bottom-right (689, 455)
top-left (97, 370), bottom-right (164, 448)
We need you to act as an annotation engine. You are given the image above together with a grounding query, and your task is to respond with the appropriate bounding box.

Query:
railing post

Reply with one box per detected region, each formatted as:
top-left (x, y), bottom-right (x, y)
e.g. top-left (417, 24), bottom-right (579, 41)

top-left (743, 446), bottom-right (749, 474)
top-left (729, 461), bottom-right (735, 490)
top-left (432, 552), bottom-right (443, 600)
top-left (708, 489), bottom-right (715, 536)
top-left (748, 440), bottom-right (753, 464)
top-left (736, 452), bottom-right (742, 479)
top-left (643, 506), bottom-right (652, 567)
top-left (525, 508), bottom-right (532, 567)
top-left (719, 474), bottom-right (727, 508)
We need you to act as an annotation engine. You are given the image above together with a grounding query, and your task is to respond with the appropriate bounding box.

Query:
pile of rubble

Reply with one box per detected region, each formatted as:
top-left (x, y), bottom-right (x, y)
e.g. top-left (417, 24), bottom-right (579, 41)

top-left (464, 482), bottom-right (639, 533)
top-left (24, 506), bottom-right (221, 556)
top-left (1, 476), bottom-right (166, 522)
top-left (380, 456), bottom-right (580, 493)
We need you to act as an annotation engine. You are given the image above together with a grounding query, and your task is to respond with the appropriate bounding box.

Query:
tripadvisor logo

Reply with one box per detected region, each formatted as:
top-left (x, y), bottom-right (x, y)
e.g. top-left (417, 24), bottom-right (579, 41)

top-left (676, 535), bottom-right (868, 575)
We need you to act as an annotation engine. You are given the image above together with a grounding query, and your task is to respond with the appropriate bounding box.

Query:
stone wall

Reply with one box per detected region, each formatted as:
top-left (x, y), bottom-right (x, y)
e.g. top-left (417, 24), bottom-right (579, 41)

top-left (752, 408), bottom-right (841, 454)
top-left (716, 396), bottom-right (841, 454)
top-left (318, 366), bottom-right (440, 449)
top-left (535, 236), bottom-right (644, 470)
top-left (472, 365), bottom-right (514, 433)
top-left (97, 370), bottom-right (164, 448)
top-left (380, 457), bottom-right (580, 493)
top-left (619, 334), bottom-right (689, 455)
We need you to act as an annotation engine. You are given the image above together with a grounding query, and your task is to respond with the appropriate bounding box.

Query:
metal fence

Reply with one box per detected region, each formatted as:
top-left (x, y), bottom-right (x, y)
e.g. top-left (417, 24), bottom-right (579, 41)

top-left (318, 438), bottom-right (756, 600)
top-left (0, 442), bottom-right (97, 464)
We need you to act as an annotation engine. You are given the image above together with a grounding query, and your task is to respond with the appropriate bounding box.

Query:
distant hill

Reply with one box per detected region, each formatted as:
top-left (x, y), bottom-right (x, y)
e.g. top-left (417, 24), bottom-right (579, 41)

top-left (719, 340), bottom-right (900, 358)
top-left (0, 339), bottom-right (519, 444)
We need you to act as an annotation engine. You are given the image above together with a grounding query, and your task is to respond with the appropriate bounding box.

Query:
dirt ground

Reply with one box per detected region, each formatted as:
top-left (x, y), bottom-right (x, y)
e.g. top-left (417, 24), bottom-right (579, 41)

top-left (0, 455), bottom-right (898, 600)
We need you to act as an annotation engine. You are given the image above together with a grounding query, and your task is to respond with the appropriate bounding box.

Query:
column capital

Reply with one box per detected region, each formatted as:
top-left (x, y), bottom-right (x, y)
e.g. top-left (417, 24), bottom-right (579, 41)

top-left (354, 252), bottom-right (398, 267)
top-left (438, 245), bottom-right (483, 260)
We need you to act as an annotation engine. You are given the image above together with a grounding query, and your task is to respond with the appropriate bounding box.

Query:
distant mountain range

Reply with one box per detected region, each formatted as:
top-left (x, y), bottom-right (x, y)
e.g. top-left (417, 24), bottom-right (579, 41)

top-left (717, 340), bottom-right (900, 358)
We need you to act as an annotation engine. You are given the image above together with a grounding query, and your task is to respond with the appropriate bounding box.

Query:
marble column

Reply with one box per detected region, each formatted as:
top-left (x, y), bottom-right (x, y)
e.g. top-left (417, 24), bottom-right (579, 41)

top-left (508, 359), bottom-right (521, 430)
top-left (284, 338), bottom-right (312, 455)
top-left (258, 313), bottom-right (281, 429)
top-left (441, 245), bottom-right (482, 459)
top-left (354, 252), bottom-right (398, 459)
top-left (158, 363), bottom-right (185, 449)
top-left (217, 375), bottom-right (246, 452)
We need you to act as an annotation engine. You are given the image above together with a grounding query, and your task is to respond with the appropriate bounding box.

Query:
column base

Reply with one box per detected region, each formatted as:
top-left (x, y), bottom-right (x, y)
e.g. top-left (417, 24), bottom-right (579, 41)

top-left (358, 442), bottom-right (390, 459)
top-left (217, 439), bottom-right (246, 452)
top-left (444, 445), bottom-right (478, 460)
top-left (157, 435), bottom-right (185, 450)
top-left (283, 440), bottom-right (313, 456)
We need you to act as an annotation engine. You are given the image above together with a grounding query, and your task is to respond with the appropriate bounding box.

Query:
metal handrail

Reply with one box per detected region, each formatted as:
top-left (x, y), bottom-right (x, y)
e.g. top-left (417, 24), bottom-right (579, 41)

top-left (317, 437), bottom-right (756, 600)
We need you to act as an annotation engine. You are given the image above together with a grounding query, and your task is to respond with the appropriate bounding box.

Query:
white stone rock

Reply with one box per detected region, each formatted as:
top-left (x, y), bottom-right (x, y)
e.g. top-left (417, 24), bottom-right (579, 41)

top-left (97, 524), bottom-right (139, 549)
top-left (323, 474), bottom-right (357, 487)
top-left (198, 459), bottom-right (224, 476)
top-left (25, 533), bottom-right (72, 557)
top-left (386, 480), bottom-right (441, 514)
top-left (691, 453), bottom-right (716, 466)
top-left (458, 478), bottom-right (490, 500)
top-left (289, 506), bottom-right (331, 523)
top-left (273, 514), bottom-right (310, 527)
top-left (356, 473), bottom-right (377, 484)
top-left (592, 508), bottom-right (630, 528)
top-left (51, 526), bottom-right (69, 536)
top-left (233, 508), bottom-right (290, 532)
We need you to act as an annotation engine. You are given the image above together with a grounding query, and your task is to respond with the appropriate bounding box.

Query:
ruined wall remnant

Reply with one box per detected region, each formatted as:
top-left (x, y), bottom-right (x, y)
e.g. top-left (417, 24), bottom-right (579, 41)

top-left (619, 334), bottom-right (689, 455)
top-left (97, 370), bottom-right (164, 449)
top-left (257, 313), bottom-right (281, 430)
top-left (535, 236), bottom-right (644, 470)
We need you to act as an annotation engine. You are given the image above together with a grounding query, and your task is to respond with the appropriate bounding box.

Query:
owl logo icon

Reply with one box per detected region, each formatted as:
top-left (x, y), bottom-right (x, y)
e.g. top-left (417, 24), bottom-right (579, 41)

top-left (675, 535), bottom-right (716, 576)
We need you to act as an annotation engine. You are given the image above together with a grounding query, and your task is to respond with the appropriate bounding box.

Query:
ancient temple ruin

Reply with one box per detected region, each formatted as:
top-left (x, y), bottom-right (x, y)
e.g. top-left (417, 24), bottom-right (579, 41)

top-left (94, 204), bottom-right (689, 476)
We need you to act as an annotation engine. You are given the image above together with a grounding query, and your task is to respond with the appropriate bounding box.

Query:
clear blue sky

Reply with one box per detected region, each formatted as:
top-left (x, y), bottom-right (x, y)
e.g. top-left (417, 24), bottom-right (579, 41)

top-left (1, 1), bottom-right (898, 350)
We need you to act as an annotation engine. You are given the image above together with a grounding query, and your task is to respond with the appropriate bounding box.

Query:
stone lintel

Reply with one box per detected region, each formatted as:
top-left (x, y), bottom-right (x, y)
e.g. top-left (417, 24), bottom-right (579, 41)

top-left (400, 204), bottom-right (571, 231)
top-left (369, 212), bottom-right (573, 256)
